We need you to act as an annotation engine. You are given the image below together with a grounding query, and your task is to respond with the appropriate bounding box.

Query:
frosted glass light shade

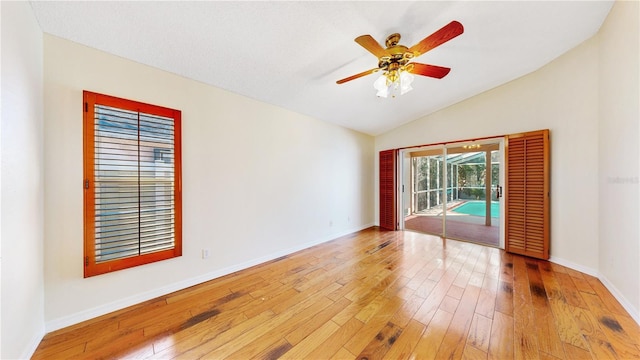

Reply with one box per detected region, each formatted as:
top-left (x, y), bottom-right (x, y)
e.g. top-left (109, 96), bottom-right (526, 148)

top-left (373, 70), bottom-right (414, 98)
top-left (373, 75), bottom-right (389, 98)
top-left (400, 71), bottom-right (414, 95)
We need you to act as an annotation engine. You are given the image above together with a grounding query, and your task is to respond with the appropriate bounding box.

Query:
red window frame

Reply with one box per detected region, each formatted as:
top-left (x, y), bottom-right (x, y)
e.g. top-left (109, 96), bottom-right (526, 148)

top-left (83, 91), bottom-right (182, 277)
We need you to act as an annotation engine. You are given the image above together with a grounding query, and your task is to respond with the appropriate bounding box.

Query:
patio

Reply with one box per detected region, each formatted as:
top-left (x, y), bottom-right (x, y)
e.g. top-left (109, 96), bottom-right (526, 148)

top-left (404, 213), bottom-right (499, 247)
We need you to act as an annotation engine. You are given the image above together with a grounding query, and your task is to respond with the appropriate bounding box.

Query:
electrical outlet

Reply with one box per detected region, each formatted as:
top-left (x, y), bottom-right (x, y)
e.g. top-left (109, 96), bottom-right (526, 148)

top-left (202, 249), bottom-right (210, 259)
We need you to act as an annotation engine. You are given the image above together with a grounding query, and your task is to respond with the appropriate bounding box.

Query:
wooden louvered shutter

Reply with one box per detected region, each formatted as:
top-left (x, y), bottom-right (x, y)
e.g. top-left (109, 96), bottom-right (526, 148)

top-left (505, 129), bottom-right (550, 259)
top-left (379, 149), bottom-right (397, 230)
top-left (83, 91), bottom-right (182, 277)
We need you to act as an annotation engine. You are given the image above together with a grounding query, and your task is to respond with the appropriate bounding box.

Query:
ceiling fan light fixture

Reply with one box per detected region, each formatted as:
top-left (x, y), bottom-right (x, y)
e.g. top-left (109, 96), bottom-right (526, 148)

top-left (374, 69), bottom-right (414, 98)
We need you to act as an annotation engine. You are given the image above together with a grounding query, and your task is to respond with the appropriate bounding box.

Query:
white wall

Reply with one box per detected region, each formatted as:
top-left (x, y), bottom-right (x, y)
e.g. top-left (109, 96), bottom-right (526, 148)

top-left (597, 0), bottom-right (639, 321)
top-left (376, 34), bottom-right (601, 272)
top-left (43, 35), bottom-right (374, 330)
top-left (1, 2), bottom-right (46, 358)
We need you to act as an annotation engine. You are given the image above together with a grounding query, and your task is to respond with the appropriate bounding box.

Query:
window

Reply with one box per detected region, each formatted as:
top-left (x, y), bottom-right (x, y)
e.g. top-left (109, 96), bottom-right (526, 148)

top-left (83, 91), bottom-right (182, 277)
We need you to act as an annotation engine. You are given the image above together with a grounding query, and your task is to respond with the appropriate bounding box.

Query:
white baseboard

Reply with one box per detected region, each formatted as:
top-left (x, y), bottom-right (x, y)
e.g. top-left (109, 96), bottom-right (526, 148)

top-left (598, 274), bottom-right (640, 325)
top-left (22, 325), bottom-right (46, 360)
top-left (44, 223), bottom-right (374, 333)
top-left (550, 256), bottom-right (639, 325)
top-left (549, 256), bottom-right (598, 277)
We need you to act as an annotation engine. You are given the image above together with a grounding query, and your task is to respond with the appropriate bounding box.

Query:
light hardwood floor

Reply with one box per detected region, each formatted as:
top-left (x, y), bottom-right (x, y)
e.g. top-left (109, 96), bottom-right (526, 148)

top-left (33, 227), bottom-right (640, 359)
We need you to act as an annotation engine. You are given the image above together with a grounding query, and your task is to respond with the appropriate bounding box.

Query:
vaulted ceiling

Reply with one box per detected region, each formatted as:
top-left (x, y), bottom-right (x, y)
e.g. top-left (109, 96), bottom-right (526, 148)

top-left (30, 1), bottom-right (613, 135)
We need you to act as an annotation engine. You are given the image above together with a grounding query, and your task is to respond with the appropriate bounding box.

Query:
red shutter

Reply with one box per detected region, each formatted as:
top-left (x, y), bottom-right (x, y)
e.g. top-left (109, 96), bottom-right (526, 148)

top-left (379, 149), bottom-right (397, 230)
top-left (83, 91), bottom-right (182, 277)
top-left (505, 130), bottom-right (550, 259)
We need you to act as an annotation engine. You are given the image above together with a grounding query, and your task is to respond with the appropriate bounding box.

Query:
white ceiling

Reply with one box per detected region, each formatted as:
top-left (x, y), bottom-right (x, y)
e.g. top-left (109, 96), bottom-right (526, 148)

top-left (30, 1), bottom-right (613, 136)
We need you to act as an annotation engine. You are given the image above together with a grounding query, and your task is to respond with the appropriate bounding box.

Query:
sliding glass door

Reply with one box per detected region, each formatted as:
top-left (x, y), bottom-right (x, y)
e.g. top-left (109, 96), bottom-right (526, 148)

top-left (402, 140), bottom-right (502, 247)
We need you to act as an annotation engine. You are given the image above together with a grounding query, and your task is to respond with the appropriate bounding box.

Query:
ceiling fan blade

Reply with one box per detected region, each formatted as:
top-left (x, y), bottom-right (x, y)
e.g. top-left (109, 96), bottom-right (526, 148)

top-left (355, 35), bottom-right (390, 59)
top-left (336, 68), bottom-right (379, 84)
top-left (408, 21), bottom-right (464, 57)
top-left (407, 63), bottom-right (451, 79)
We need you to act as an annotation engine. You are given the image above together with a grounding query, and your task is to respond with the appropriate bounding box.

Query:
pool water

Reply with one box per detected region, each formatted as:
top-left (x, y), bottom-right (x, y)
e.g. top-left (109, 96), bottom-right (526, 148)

top-left (452, 201), bottom-right (500, 218)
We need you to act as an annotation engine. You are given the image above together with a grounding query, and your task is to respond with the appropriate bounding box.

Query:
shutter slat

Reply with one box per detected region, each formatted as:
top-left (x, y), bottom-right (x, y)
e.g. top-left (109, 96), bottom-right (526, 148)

top-left (97, 217), bottom-right (175, 231)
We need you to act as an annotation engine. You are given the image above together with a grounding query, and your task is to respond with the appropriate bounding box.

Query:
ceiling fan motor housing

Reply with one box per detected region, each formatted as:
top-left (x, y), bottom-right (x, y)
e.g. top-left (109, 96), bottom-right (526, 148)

top-left (378, 34), bottom-right (413, 70)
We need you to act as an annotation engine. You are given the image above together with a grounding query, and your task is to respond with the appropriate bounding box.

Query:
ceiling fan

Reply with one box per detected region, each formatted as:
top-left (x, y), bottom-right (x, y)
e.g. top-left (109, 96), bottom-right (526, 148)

top-left (337, 21), bottom-right (464, 98)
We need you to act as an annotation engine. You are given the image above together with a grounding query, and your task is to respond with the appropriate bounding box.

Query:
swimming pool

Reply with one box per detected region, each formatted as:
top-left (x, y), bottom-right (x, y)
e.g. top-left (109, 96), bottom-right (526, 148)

top-left (452, 201), bottom-right (500, 218)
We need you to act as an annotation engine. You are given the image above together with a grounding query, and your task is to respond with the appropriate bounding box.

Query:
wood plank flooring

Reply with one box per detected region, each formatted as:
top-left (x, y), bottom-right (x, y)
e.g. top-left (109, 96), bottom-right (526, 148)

top-left (32, 227), bottom-right (640, 359)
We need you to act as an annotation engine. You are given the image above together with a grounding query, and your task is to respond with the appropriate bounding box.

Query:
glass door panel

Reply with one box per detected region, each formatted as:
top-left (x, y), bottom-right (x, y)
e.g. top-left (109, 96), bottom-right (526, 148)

top-left (404, 152), bottom-right (445, 236)
top-left (443, 144), bottom-right (500, 246)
